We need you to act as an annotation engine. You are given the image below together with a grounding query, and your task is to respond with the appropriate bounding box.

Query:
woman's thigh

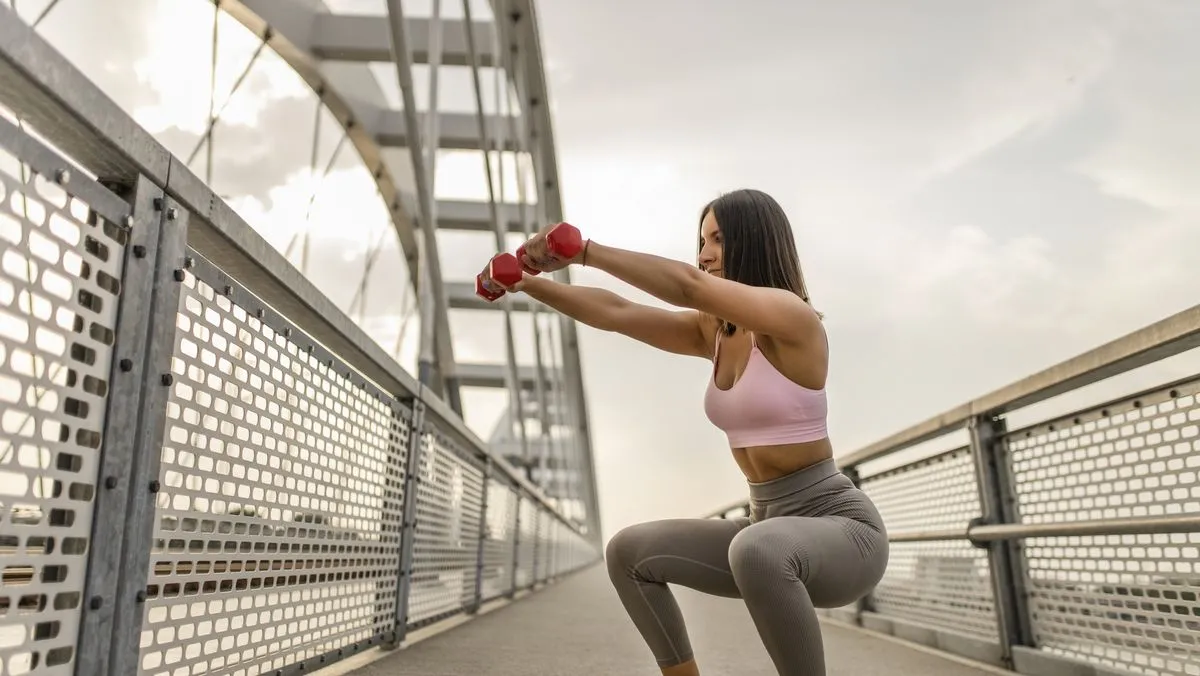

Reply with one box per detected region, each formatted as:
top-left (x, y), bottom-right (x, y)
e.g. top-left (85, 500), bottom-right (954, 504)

top-left (606, 517), bottom-right (751, 598)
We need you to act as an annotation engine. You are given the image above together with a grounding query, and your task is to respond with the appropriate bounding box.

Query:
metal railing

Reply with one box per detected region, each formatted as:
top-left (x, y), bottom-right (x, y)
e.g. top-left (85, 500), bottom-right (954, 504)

top-left (707, 304), bottom-right (1200, 675)
top-left (0, 7), bottom-right (599, 676)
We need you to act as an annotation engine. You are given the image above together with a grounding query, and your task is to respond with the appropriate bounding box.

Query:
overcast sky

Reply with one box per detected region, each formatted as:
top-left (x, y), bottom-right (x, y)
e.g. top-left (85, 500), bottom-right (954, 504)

top-left (15, 0), bottom-right (1200, 540)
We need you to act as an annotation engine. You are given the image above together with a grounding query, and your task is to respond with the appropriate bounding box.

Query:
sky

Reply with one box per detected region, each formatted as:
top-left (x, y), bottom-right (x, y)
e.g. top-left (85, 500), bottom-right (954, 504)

top-left (7, 0), bottom-right (1200, 542)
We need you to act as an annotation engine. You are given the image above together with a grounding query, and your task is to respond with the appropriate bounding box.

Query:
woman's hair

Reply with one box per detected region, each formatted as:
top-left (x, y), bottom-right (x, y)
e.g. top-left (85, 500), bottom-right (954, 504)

top-left (698, 188), bottom-right (818, 335)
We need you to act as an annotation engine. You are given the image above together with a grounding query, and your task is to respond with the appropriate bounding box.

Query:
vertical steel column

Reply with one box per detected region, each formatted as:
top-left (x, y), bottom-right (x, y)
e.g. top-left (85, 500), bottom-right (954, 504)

top-left (967, 413), bottom-right (1034, 669)
top-left (497, 6), bottom-right (558, 499)
top-left (383, 0), bottom-right (461, 413)
top-left (468, 458), bottom-right (492, 614)
top-left (98, 178), bottom-right (190, 676)
top-left (512, 51), bottom-right (600, 537)
top-left (461, 0), bottom-right (531, 480)
top-left (387, 395), bottom-right (428, 647)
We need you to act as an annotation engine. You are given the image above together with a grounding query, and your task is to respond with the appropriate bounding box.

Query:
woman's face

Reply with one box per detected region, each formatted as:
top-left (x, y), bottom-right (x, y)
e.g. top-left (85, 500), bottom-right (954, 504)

top-left (698, 209), bottom-right (724, 278)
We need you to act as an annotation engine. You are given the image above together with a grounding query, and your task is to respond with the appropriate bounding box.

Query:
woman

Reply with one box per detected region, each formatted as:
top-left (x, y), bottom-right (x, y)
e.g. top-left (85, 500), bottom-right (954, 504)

top-left (501, 188), bottom-right (889, 676)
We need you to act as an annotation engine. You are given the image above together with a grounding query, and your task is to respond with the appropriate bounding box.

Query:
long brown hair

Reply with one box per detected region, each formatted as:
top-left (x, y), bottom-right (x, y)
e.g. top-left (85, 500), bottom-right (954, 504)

top-left (699, 188), bottom-right (818, 335)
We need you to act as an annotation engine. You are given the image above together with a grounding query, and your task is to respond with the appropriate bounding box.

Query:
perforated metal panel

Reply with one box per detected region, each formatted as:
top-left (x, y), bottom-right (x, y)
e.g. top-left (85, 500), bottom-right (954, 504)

top-left (1006, 380), bottom-right (1200, 675)
top-left (405, 428), bottom-right (485, 626)
top-left (480, 479), bottom-right (517, 602)
top-left (0, 124), bottom-right (127, 676)
top-left (862, 447), bottom-right (998, 639)
top-left (139, 265), bottom-right (408, 676)
top-left (515, 498), bottom-right (536, 589)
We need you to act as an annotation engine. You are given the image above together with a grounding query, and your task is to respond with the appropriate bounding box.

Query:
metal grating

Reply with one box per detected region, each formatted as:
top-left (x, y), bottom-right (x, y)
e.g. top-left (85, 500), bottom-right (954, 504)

top-left (515, 499), bottom-right (536, 589)
top-left (1006, 379), bottom-right (1200, 525)
top-left (405, 428), bottom-right (485, 626)
top-left (1022, 532), bottom-right (1199, 675)
top-left (862, 447), bottom-right (998, 639)
top-left (139, 267), bottom-right (407, 676)
top-left (480, 479), bottom-right (517, 602)
top-left (0, 126), bottom-right (127, 676)
top-left (1007, 380), bottom-right (1200, 674)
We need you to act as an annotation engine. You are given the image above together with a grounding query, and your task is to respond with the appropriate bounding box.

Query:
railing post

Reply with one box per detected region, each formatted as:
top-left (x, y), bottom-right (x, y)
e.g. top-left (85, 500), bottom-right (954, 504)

top-left (89, 177), bottom-right (189, 676)
top-left (386, 394), bottom-right (427, 648)
top-left (967, 413), bottom-right (1033, 669)
top-left (508, 497), bottom-right (522, 598)
top-left (70, 174), bottom-right (168, 676)
top-left (468, 458), bottom-right (492, 614)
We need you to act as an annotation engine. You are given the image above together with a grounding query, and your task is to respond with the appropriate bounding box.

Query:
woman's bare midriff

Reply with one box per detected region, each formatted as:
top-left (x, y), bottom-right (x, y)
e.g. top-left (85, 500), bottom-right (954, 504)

top-left (731, 437), bottom-right (834, 483)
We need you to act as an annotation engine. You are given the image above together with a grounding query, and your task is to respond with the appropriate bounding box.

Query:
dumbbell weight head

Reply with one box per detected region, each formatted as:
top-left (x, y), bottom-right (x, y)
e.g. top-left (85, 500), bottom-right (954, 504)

top-left (519, 222), bottom-right (585, 270)
top-left (546, 222), bottom-right (584, 258)
top-left (474, 252), bottom-right (523, 301)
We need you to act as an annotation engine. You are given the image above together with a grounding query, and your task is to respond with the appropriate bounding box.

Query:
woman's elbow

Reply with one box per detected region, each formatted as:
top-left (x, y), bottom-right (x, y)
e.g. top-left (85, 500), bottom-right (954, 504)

top-left (677, 266), bottom-right (708, 309)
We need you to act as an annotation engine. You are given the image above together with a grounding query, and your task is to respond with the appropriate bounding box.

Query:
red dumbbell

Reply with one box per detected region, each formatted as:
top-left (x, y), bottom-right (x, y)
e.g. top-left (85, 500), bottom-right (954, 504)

top-left (515, 222), bottom-right (584, 276)
top-left (474, 252), bottom-right (523, 301)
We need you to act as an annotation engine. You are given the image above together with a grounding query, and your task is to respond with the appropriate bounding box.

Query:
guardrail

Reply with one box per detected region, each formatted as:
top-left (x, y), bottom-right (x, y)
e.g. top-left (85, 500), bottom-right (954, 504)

top-left (707, 303), bottom-right (1200, 675)
top-left (0, 7), bottom-right (599, 676)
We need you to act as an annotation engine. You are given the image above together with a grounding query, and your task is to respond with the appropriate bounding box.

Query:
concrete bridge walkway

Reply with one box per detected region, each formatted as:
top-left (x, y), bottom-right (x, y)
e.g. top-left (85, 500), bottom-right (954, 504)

top-left (344, 563), bottom-right (1006, 676)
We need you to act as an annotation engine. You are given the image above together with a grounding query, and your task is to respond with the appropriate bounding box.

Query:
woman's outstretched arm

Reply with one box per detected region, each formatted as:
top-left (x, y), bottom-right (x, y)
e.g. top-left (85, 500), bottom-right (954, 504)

top-left (580, 241), bottom-right (819, 341)
top-left (517, 274), bottom-right (710, 358)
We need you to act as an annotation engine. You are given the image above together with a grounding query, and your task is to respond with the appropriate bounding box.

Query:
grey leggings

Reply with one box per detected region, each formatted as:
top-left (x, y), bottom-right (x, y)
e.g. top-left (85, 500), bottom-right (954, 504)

top-left (605, 458), bottom-right (889, 675)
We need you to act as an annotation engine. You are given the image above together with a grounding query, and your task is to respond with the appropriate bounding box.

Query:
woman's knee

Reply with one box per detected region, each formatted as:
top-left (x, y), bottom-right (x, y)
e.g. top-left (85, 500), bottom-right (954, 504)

top-left (727, 523), bottom-right (806, 585)
top-left (604, 521), bottom-right (657, 580)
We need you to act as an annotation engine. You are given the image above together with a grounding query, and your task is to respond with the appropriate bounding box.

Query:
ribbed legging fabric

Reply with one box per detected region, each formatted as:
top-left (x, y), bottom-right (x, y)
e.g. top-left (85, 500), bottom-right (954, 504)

top-left (605, 458), bottom-right (889, 675)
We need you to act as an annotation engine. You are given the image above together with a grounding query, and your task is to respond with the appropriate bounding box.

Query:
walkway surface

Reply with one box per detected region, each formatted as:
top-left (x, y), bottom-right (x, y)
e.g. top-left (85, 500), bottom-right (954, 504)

top-left (353, 563), bottom-right (1005, 676)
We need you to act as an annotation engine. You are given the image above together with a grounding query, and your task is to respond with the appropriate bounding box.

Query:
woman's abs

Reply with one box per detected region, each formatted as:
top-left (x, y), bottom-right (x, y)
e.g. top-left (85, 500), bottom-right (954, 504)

top-left (732, 437), bottom-right (834, 483)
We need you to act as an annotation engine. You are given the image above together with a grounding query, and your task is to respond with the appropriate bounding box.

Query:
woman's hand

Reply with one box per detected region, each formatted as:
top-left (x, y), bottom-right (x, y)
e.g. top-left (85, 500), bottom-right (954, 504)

top-left (520, 223), bottom-right (587, 273)
top-left (496, 270), bottom-right (534, 293)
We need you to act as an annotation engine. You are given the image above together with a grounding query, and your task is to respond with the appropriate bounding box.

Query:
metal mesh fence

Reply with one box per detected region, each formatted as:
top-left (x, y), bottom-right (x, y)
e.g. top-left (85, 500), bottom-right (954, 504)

top-left (1004, 379), bottom-right (1200, 675)
top-left (860, 447), bottom-right (998, 640)
top-left (0, 117), bottom-right (129, 676)
top-left (138, 265), bottom-right (411, 676)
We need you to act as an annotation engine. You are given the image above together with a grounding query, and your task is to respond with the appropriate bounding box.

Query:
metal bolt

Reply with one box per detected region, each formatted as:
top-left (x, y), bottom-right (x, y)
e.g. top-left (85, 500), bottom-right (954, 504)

top-left (55, 169), bottom-right (70, 185)
top-left (136, 590), bottom-right (147, 603)
top-left (153, 197), bottom-right (165, 211)
top-left (105, 476), bottom-right (118, 489)
top-left (184, 256), bottom-right (194, 269)
top-left (224, 285), bottom-right (232, 296)
top-left (119, 359), bottom-right (133, 372)
top-left (167, 207), bottom-right (178, 221)
top-left (123, 215), bottom-right (134, 228)
top-left (161, 374), bottom-right (173, 386)
top-left (173, 269), bottom-right (184, 282)
top-left (148, 480), bottom-right (160, 493)
top-left (132, 245), bottom-right (146, 259)
top-left (89, 596), bottom-right (101, 610)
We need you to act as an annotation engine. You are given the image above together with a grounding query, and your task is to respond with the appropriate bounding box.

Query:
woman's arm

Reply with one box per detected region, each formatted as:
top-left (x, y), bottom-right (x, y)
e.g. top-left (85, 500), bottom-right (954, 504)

top-left (519, 275), bottom-right (710, 358)
top-left (581, 241), bottom-right (820, 342)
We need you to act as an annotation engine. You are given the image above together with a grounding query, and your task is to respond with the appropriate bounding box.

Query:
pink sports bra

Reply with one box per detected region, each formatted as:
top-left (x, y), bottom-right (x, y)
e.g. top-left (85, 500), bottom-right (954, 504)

top-left (703, 331), bottom-right (829, 448)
